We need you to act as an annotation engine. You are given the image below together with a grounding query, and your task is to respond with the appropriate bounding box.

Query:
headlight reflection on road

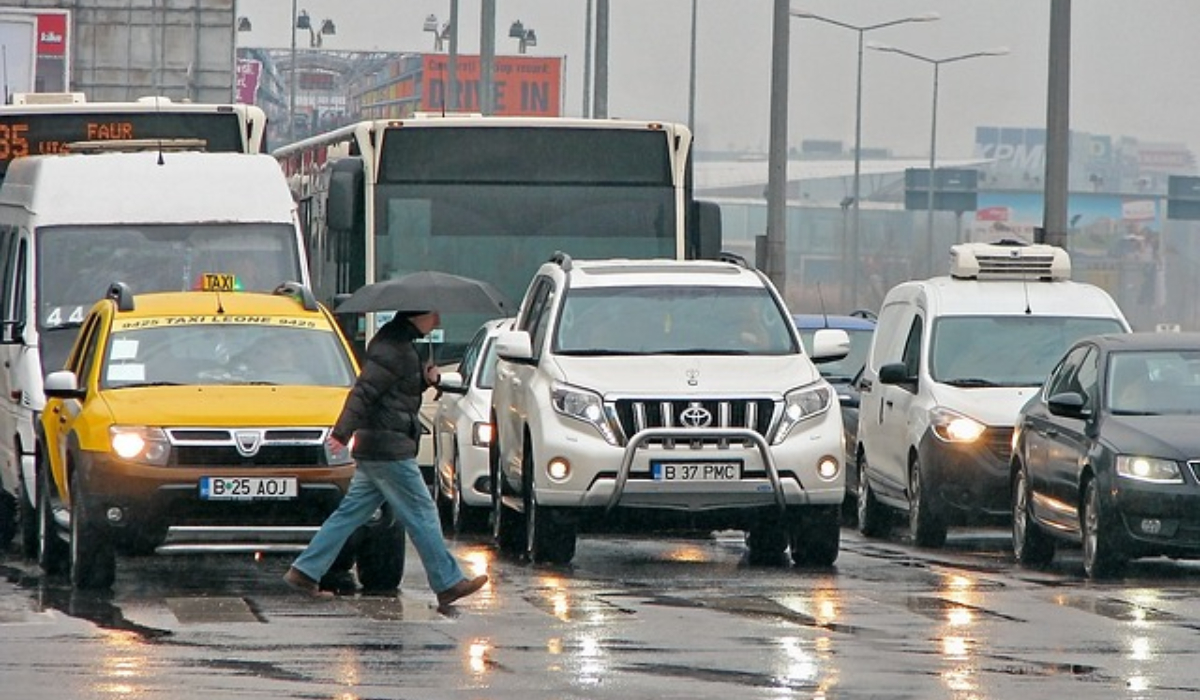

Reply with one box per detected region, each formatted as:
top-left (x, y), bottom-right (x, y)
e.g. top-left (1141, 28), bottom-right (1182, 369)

top-left (937, 574), bottom-right (979, 697)
top-left (467, 639), bottom-right (492, 676)
top-left (93, 629), bottom-right (146, 697)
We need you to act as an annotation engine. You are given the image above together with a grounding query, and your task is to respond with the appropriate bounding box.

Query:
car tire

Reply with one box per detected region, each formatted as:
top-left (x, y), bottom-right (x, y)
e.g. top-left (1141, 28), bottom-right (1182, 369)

top-left (69, 469), bottom-right (116, 590)
top-left (0, 489), bottom-right (17, 551)
top-left (1082, 477), bottom-right (1126, 580)
top-left (18, 470), bottom-right (38, 560)
top-left (746, 512), bottom-right (789, 566)
top-left (452, 458), bottom-right (489, 535)
top-left (522, 441), bottom-right (575, 565)
top-left (1011, 462), bottom-right (1055, 567)
top-left (491, 438), bottom-right (525, 556)
top-left (355, 505), bottom-right (406, 593)
top-left (789, 505), bottom-right (840, 567)
top-left (37, 466), bottom-right (67, 575)
top-left (856, 451), bottom-right (891, 539)
top-left (909, 456), bottom-right (947, 548)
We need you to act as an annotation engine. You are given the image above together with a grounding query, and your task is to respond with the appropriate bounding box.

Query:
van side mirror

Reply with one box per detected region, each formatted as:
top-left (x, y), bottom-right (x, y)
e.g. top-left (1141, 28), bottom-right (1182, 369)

top-left (878, 362), bottom-right (916, 387)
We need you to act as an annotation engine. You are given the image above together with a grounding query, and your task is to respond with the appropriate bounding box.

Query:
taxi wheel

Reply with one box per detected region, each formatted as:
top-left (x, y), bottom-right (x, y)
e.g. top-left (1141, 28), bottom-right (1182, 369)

top-left (69, 469), bottom-right (116, 589)
top-left (909, 457), bottom-right (947, 548)
top-left (355, 506), bottom-right (405, 593)
top-left (36, 467), bottom-right (67, 575)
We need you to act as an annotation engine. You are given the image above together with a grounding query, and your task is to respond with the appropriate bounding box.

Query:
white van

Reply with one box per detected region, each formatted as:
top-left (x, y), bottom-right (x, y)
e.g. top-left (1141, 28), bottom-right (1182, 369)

top-left (854, 241), bottom-right (1130, 547)
top-left (0, 149), bottom-right (309, 551)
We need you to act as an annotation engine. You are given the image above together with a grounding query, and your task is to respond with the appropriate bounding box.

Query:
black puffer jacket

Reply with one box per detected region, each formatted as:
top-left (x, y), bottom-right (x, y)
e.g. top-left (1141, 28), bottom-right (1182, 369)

top-left (331, 316), bottom-right (431, 460)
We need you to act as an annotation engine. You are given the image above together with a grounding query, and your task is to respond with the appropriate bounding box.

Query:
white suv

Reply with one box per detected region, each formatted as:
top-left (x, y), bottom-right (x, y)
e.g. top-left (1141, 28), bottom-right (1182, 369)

top-left (490, 253), bottom-right (850, 565)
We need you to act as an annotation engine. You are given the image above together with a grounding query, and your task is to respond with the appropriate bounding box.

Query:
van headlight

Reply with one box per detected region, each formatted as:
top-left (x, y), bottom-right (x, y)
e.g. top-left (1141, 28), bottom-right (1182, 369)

top-left (551, 382), bottom-right (618, 445)
top-left (929, 407), bottom-right (986, 443)
top-left (110, 426), bottom-right (170, 466)
top-left (1116, 455), bottom-right (1183, 484)
top-left (772, 383), bottom-right (833, 445)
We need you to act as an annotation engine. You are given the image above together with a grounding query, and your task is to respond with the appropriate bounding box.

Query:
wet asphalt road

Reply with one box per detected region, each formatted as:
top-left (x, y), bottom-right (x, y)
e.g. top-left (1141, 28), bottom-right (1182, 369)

top-left (2, 526), bottom-right (1200, 699)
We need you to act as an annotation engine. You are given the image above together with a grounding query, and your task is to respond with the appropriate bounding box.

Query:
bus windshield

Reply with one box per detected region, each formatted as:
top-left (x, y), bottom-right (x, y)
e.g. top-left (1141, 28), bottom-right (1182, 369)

top-left (36, 223), bottom-right (305, 331)
top-left (373, 126), bottom-right (679, 360)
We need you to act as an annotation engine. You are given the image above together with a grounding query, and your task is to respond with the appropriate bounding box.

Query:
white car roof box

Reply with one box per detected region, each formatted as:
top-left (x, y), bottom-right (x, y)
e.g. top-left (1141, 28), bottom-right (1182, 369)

top-left (949, 239), bottom-right (1070, 281)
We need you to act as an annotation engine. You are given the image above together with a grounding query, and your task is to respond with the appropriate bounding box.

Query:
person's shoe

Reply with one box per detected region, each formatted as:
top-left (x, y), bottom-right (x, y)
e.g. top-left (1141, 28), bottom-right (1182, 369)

top-left (283, 566), bottom-right (335, 599)
top-left (436, 574), bottom-right (489, 608)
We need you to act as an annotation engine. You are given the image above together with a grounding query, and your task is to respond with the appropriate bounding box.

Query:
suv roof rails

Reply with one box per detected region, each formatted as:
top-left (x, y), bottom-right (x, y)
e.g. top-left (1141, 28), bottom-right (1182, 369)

top-left (549, 251), bottom-right (573, 271)
top-left (107, 282), bottom-right (136, 312)
top-left (273, 281), bottom-right (320, 311)
top-left (717, 251), bottom-right (751, 269)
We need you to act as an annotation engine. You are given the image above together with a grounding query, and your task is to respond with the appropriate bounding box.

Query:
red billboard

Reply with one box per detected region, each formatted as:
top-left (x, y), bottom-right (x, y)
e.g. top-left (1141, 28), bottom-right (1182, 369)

top-left (423, 54), bottom-right (562, 117)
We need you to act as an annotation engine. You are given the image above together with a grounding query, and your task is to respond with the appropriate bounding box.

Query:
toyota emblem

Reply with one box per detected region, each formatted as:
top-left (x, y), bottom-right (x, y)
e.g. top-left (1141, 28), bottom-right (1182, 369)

top-left (679, 403), bottom-right (712, 428)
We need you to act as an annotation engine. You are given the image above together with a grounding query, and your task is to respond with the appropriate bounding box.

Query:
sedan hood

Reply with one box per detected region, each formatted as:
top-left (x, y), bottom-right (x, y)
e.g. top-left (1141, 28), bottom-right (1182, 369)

top-left (551, 355), bottom-right (821, 396)
top-left (1102, 415), bottom-right (1200, 461)
top-left (100, 386), bottom-right (349, 426)
top-left (929, 384), bottom-right (1040, 427)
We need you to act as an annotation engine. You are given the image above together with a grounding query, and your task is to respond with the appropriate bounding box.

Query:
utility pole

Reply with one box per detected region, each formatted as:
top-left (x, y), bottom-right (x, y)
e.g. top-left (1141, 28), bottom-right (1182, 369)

top-left (1042, 0), bottom-right (1071, 248)
top-left (480, 0), bottom-right (495, 115)
top-left (765, 0), bottom-right (789, 292)
top-left (583, 0), bottom-right (593, 118)
top-left (448, 0), bottom-right (459, 111)
top-left (594, 0), bottom-right (609, 118)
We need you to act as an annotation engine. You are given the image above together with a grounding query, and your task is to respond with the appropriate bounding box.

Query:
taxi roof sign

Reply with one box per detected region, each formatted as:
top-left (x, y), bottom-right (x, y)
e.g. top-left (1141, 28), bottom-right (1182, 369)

top-left (197, 273), bottom-right (241, 292)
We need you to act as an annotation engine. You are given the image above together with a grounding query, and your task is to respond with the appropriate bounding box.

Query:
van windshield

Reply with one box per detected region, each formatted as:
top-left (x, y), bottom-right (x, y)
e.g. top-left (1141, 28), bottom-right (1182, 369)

top-left (930, 315), bottom-right (1127, 387)
top-left (36, 224), bottom-right (303, 331)
top-left (554, 286), bottom-right (798, 356)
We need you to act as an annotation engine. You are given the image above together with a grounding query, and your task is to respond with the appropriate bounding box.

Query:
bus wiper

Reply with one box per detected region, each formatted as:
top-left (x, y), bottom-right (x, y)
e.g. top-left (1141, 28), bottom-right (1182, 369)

top-left (943, 377), bottom-right (1001, 387)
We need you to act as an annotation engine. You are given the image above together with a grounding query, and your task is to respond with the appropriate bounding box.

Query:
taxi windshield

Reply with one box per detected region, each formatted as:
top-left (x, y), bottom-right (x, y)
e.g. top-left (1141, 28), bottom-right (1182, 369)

top-left (36, 223), bottom-right (303, 331)
top-left (100, 323), bottom-right (356, 388)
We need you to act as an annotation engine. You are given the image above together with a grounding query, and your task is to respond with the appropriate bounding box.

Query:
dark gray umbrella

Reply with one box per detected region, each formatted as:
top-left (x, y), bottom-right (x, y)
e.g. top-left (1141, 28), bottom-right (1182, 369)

top-left (335, 270), bottom-right (512, 315)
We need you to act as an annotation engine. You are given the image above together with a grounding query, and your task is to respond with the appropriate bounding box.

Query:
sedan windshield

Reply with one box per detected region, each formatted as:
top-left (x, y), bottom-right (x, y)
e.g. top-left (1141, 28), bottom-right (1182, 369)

top-left (931, 316), bottom-right (1127, 387)
top-left (101, 324), bottom-right (355, 388)
top-left (554, 285), bottom-right (797, 356)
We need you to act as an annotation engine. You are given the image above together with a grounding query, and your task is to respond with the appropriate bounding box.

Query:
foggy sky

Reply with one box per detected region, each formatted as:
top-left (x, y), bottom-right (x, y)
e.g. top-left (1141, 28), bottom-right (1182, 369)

top-left (236, 1), bottom-right (1200, 162)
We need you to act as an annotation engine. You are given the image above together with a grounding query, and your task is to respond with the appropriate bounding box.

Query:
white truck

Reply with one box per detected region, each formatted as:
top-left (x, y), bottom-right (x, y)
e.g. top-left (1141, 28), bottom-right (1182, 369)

top-left (0, 148), bottom-right (310, 552)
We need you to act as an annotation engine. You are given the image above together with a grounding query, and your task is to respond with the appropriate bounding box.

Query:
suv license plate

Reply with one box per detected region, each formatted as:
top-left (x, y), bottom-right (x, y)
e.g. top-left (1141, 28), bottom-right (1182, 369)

top-left (651, 461), bottom-right (742, 481)
top-left (200, 476), bottom-right (298, 500)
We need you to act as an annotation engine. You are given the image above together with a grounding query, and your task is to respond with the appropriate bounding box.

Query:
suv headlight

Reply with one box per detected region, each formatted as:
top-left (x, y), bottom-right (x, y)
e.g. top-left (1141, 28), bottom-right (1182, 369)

top-left (109, 426), bottom-right (170, 466)
top-left (929, 407), bottom-right (986, 443)
top-left (1116, 455), bottom-right (1183, 484)
top-left (773, 383), bottom-right (833, 445)
top-left (551, 382), bottom-right (618, 445)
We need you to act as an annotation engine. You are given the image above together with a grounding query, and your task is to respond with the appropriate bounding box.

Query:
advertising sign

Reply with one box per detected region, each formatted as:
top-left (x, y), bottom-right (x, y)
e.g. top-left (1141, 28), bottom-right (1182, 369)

top-left (0, 8), bottom-right (69, 97)
top-left (423, 54), bottom-right (562, 117)
top-left (235, 58), bottom-right (262, 105)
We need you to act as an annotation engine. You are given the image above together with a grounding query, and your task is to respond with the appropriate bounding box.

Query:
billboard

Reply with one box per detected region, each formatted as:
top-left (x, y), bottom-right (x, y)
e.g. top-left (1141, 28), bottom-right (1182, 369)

top-left (0, 8), bottom-right (69, 98)
top-left (423, 54), bottom-right (562, 116)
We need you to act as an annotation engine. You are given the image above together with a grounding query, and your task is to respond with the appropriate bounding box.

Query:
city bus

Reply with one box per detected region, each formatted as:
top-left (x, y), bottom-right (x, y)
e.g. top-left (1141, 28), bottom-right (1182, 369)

top-left (0, 93), bottom-right (268, 186)
top-left (272, 115), bottom-right (722, 482)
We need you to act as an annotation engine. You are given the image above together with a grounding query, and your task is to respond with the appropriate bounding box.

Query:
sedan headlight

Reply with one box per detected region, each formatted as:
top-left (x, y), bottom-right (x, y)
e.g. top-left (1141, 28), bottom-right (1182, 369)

top-left (551, 382), bottom-right (618, 445)
top-left (929, 407), bottom-right (986, 443)
top-left (471, 421), bottom-right (494, 447)
top-left (1116, 455), bottom-right (1183, 484)
top-left (773, 383), bottom-right (833, 445)
top-left (109, 426), bottom-right (170, 466)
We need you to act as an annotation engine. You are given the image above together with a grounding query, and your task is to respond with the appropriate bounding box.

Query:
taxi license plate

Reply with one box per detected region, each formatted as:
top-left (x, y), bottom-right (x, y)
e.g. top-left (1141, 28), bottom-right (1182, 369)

top-left (651, 461), bottom-right (742, 481)
top-left (199, 476), bottom-right (298, 500)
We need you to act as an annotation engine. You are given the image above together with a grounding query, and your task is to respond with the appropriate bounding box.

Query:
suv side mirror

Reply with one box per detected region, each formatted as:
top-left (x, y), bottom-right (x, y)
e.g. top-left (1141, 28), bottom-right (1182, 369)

top-left (44, 370), bottom-right (85, 400)
top-left (809, 328), bottom-right (850, 363)
top-left (495, 330), bottom-right (534, 365)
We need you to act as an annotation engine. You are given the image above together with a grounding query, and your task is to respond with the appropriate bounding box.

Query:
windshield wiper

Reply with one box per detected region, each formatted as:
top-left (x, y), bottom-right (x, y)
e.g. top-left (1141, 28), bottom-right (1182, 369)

top-left (663, 349), bottom-right (753, 356)
top-left (942, 377), bottom-right (1002, 388)
top-left (114, 381), bottom-right (183, 388)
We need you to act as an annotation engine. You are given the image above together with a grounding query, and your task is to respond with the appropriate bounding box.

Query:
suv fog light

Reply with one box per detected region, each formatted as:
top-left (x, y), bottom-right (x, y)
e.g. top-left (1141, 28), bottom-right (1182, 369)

top-left (105, 507), bottom-right (124, 523)
top-left (547, 457), bottom-right (570, 482)
top-left (816, 455), bottom-right (840, 480)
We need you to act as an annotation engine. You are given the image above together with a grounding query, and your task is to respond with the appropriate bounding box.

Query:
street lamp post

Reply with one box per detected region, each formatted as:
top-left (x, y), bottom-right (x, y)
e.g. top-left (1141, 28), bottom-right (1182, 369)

top-left (790, 10), bottom-right (938, 310)
top-left (870, 43), bottom-right (1008, 276)
top-left (288, 6), bottom-right (335, 144)
top-left (509, 20), bottom-right (537, 54)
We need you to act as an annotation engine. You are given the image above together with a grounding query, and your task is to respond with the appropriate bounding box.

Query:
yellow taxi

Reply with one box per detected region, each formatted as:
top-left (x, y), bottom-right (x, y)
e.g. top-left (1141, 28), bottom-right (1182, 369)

top-left (38, 276), bottom-right (403, 590)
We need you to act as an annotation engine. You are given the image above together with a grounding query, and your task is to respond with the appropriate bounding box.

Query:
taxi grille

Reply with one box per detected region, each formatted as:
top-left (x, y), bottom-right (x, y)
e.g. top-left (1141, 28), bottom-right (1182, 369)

top-left (611, 398), bottom-right (777, 444)
top-left (165, 428), bottom-right (327, 467)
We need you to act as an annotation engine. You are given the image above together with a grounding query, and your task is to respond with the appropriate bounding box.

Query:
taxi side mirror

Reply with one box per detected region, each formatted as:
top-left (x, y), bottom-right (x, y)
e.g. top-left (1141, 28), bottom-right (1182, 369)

top-left (44, 370), bottom-right (85, 400)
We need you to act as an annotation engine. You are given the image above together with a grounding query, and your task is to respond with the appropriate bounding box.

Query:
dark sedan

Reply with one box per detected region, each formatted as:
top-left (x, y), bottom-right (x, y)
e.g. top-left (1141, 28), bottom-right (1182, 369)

top-left (794, 311), bottom-right (876, 522)
top-left (1011, 332), bottom-right (1200, 578)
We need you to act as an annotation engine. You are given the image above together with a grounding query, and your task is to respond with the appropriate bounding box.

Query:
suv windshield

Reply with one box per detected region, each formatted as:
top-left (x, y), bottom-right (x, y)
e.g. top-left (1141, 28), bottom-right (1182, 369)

top-left (101, 324), bottom-right (356, 388)
top-left (931, 315), bottom-right (1127, 387)
top-left (554, 285), bottom-right (797, 356)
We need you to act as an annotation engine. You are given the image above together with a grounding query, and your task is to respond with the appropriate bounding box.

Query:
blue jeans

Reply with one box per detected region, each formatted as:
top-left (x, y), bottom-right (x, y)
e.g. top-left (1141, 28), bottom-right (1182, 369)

top-left (291, 457), bottom-right (466, 594)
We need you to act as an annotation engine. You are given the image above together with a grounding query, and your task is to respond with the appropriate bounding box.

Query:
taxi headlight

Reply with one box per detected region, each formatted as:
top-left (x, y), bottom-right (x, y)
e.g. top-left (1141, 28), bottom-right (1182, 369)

top-left (929, 407), bottom-right (986, 443)
top-left (551, 382), bottom-right (618, 445)
top-left (109, 426), bottom-right (170, 466)
top-left (1116, 455), bottom-right (1183, 484)
top-left (772, 383), bottom-right (833, 445)
top-left (325, 431), bottom-right (354, 466)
